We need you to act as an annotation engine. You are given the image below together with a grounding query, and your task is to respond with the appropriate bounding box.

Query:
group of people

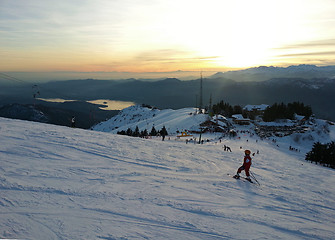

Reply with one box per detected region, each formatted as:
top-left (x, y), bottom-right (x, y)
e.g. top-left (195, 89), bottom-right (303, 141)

top-left (289, 146), bottom-right (300, 152)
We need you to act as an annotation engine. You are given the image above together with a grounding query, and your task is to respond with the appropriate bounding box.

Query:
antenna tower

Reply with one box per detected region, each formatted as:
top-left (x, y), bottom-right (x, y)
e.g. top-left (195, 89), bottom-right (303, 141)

top-left (199, 72), bottom-right (203, 113)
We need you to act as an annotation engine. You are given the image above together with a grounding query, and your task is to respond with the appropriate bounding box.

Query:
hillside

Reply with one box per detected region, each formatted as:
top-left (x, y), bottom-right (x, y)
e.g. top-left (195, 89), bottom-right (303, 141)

top-left (0, 102), bottom-right (118, 129)
top-left (93, 105), bottom-right (210, 134)
top-left (2, 65), bottom-right (335, 121)
top-left (93, 105), bottom-right (334, 150)
top-left (1, 111), bottom-right (335, 239)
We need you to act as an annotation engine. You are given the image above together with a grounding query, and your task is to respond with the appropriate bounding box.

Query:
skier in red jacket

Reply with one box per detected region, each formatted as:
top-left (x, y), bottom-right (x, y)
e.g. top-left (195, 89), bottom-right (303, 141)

top-left (234, 150), bottom-right (252, 182)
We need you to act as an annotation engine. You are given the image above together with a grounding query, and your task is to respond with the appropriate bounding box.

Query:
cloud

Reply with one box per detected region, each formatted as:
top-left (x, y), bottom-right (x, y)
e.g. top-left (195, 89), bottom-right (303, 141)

top-left (272, 39), bottom-right (335, 65)
top-left (0, 0), bottom-right (131, 55)
top-left (279, 51), bottom-right (335, 58)
top-left (134, 49), bottom-right (220, 64)
top-left (276, 39), bottom-right (335, 50)
top-left (84, 49), bottom-right (221, 72)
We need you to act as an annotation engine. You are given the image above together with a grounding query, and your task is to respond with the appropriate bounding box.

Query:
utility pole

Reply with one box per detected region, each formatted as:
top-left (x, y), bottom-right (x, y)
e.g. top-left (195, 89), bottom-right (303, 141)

top-left (209, 93), bottom-right (212, 110)
top-left (208, 93), bottom-right (213, 117)
top-left (199, 72), bottom-right (203, 114)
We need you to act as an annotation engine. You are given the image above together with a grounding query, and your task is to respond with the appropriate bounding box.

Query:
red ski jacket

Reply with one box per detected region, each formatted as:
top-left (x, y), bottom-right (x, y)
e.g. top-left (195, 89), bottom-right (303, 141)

top-left (243, 155), bottom-right (252, 169)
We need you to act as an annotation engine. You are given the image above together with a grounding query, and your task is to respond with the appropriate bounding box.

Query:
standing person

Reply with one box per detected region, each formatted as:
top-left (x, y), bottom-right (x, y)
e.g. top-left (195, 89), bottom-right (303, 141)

top-left (234, 150), bottom-right (252, 182)
top-left (71, 116), bottom-right (76, 128)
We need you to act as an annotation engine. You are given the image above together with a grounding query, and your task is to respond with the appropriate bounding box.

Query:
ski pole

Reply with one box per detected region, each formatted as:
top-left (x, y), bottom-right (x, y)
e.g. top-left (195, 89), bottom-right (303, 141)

top-left (250, 171), bottom-right (260, 186)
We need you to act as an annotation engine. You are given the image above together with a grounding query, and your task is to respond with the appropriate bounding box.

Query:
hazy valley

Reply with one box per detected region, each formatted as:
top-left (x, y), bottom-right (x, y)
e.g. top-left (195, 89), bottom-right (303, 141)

top-left (1, 65), bottom-right (335, 128)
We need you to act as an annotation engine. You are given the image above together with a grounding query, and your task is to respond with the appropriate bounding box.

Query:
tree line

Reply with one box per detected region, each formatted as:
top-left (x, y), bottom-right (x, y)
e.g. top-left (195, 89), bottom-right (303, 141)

top-left (305, 141), bottom-right (335, 169)
top-left (212, 101), bottom-right (244, 117)
top-left (212, 101), bottom-right (312, 121)
top-left (262, 102), bottom-right (312, 122)
top-left (117, 126), bottom-right (168, 138)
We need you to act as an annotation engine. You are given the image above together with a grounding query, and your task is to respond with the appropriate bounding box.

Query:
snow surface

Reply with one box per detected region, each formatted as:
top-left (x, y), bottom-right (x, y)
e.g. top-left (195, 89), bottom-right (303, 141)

top-left (1, 113), bottom-right (335, 239)
top-left (93, 105), bottom-right (209, 134)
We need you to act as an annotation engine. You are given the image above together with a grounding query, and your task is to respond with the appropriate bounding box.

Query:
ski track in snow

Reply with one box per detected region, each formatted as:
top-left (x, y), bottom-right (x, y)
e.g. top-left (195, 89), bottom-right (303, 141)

top-left (0, 117), bottom-right (335, 239)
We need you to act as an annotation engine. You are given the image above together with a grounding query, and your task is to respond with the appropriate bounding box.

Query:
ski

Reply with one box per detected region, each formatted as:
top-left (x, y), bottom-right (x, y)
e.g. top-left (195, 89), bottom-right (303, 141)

top-left (228, 174), bottom-right (254, 184)
top-left (235, 176), bottom-right (253, 183)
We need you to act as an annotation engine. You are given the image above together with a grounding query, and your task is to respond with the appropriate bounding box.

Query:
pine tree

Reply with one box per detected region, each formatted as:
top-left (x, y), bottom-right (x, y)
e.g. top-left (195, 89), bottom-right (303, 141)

top-left (117, 130), bottom-right (126, 135)
top-left (263, 102), bottom-right (313, 122)
top-left (150, 126), bottom-right (157, 136)
top-left (126, 128), bottom-right (133, 136)
top-left (233, 105), bottom-right (242, 115)
top-left (306, 141), bottom-right (335, 168)
top-left (140, 129), bottom-right (148, 138)
top-left (133, 126), bottom-right (140, 137)
top-left (212, 100), bottom-right (237, 117)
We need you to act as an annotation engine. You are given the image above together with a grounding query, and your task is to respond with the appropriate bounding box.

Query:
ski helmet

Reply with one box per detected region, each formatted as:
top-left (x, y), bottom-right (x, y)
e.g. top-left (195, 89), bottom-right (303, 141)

top-left (245, 149), bottom-right (251, 155)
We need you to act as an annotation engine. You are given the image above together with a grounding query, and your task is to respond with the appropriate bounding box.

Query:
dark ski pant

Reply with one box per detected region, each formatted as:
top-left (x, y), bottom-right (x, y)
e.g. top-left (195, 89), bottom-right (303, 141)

top-left (237, 165), bottom-right (250, 177)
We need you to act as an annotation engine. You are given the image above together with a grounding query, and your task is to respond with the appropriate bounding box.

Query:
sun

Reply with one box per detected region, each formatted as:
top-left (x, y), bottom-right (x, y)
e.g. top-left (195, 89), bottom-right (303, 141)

top-left (191, 35), bottom-right (274, 69)
top-left (154, 0), bottom-right (300, 69)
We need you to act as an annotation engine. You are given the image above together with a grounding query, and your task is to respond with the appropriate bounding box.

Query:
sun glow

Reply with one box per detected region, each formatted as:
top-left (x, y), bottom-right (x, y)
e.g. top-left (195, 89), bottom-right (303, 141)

top-left (1, 0), bottom-right (335, 72)
top-left (168, 0), bottom-right (302, 68)
top-left (112, 0), bottom-right (288, 69)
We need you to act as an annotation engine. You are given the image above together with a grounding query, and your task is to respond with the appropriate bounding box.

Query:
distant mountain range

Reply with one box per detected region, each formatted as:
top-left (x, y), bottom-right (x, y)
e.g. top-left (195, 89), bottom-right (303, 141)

top-left (210, 64), bottom-right (335, 82)
top-left (1, 64), bottom-right (335, 125)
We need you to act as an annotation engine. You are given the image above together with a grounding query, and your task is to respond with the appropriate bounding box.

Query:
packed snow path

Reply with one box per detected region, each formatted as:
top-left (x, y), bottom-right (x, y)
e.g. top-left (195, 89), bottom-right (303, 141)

top-left (0, 117), bottom-right (334, 239)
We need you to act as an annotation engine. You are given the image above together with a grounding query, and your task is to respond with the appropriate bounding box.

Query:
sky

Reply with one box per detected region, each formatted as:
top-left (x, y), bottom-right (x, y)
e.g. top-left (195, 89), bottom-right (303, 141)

top-left (1, 0), bottom-right (335, 76)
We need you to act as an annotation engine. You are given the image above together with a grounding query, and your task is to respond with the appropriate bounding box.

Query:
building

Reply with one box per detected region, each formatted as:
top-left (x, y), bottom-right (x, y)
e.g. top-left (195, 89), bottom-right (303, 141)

top-left (199, 115), bottom-right (229, 132)
top-left (243, 104), bottom-right (269, 114)
top-left (232, 114), bottom-right (251, 125)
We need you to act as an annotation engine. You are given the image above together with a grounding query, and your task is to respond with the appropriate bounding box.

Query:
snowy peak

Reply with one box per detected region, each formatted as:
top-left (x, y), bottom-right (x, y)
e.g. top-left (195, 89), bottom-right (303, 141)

top-left (211, 64), bottom-right (335, 82)
top-left (210, 72), bottom-right (225, 78)
top-left (94, 105), bottom-right (160, 132)
top-left (93, 105), bottom-right (210, 134)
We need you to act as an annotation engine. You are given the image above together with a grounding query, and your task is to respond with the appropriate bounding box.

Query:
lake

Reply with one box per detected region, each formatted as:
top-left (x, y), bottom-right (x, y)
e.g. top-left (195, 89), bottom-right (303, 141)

top-left (38, 98), bottom-right (135, 110)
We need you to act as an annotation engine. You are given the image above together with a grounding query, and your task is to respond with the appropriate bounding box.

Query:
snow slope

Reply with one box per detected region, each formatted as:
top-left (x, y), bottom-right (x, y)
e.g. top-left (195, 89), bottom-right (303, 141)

top-left (93, 105), bottom-right (209, 134)
top-left (1, 117), bottom-right (335, 239)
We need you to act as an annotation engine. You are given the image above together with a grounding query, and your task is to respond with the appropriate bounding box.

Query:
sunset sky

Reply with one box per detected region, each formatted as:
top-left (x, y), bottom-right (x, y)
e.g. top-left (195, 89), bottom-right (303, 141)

top-left (1, 0), bottom-right (335, 74)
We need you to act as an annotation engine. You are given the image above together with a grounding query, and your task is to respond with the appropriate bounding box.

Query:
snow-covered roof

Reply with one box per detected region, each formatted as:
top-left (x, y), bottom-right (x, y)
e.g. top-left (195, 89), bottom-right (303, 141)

top-left (209, 119), bottom-right (227, 127)
top-left (232, 114), bottom-right (250, 121)
top-left (295, 114), bottom-right (305, 121)
top-left (243, 104), bottom-right (269, 111)
top-left (212, 114), bottom-right (227, 121)
top-left (232, 114), bottom-right (243, 120)
top-left (257, 120), bottom-right (295, 127)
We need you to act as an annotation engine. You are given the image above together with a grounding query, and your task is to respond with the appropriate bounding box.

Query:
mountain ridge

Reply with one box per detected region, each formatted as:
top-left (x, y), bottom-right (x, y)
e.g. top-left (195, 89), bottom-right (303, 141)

top-left (1, 64), bottom-right (335, 125)
top-left (210, 64), bottom-right (335, 82)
